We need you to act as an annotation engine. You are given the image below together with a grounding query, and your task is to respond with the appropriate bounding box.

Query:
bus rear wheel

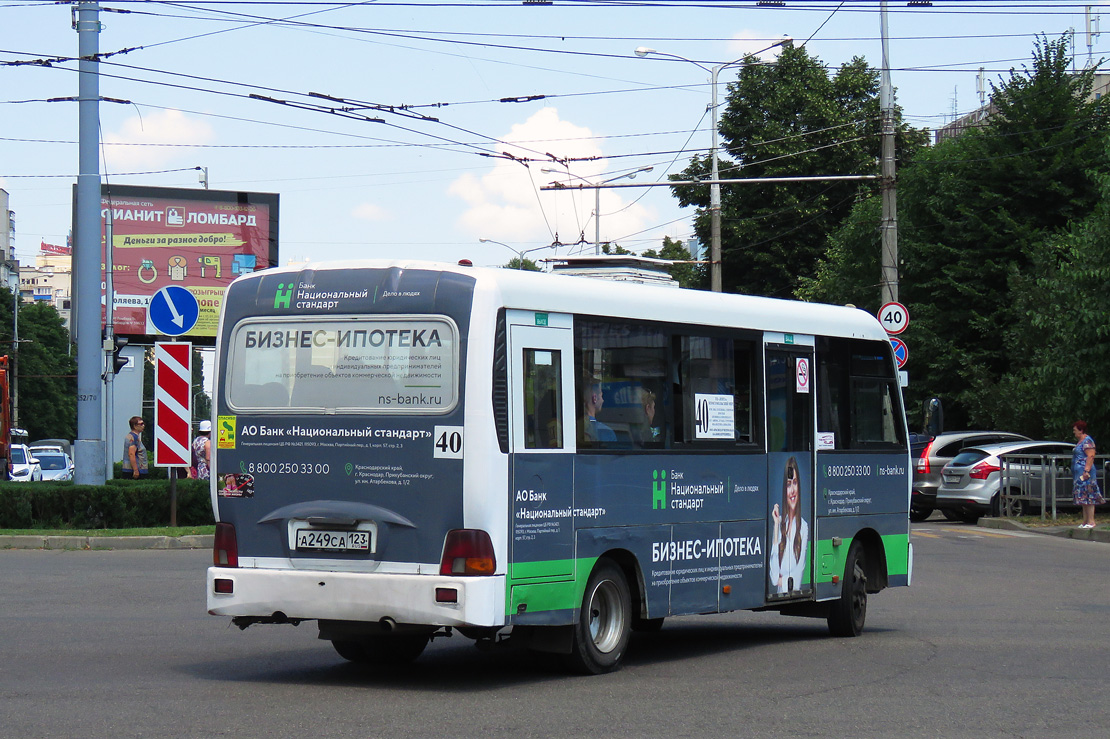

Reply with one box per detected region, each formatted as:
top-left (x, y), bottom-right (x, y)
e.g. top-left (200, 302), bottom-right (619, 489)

top-left (827, 541), bottom-right (867, 637)
top-left (332, 634), bottom-right (429, 665)
top-left (565, 560), bottom-right (631, 674)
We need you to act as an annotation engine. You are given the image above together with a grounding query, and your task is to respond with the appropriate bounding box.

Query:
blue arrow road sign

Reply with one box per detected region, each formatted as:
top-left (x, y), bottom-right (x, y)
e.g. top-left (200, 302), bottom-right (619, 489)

top-left (890, 337), bottom-right (908, 369)
top-left (148, 285), bottom-right (200, 336)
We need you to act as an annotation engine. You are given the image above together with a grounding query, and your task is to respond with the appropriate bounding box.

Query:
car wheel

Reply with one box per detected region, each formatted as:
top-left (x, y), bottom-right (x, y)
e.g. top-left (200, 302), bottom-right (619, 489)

top-left (909, 505), bottom-right (933, 522)
top-left (564, 559), bottom-right (631, 674)
top-left (941, 509), bottom-right (963, 522)
top-left (827, 541), bottom-right (867, 637)
top-left (1002, 490), bottom-right (1027, 517)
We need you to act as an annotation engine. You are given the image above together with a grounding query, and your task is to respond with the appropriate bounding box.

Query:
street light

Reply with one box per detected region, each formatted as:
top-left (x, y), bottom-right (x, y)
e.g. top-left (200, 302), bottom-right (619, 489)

top-left (478, 238), bottom-right (550, 269)
top-left (540, 166), bottom-right (654, 254)
top-left (635, 37), bottom-right (791, 292)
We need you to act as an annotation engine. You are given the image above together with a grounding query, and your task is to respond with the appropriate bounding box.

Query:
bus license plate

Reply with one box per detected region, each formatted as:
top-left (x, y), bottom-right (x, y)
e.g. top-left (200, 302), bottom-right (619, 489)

top-left (295, 529), bottom-right (371, 552)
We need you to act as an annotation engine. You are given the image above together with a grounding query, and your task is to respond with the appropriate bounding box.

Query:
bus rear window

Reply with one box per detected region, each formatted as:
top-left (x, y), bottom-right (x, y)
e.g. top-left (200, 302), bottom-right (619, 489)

top-left (226, 316), bottom-right (459, 413)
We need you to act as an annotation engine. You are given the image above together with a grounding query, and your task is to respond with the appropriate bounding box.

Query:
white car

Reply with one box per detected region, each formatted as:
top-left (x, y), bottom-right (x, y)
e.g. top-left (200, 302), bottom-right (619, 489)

top-left (9, 444), bottom-right (42, 482)
top-left (34, 451), bottom-right (74, 481)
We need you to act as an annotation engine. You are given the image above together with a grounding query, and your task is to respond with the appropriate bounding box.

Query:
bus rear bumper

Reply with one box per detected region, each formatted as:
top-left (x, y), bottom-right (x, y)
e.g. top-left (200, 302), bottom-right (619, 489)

top-left (207, 566), bottom-right (506, 628)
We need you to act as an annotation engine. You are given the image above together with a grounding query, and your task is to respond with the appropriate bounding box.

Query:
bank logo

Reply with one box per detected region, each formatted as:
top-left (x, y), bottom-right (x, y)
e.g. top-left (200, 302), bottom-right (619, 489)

top-left (273, 282), bottom-right (294, 309)
top-left (652, 469), bottom-right (667, 510)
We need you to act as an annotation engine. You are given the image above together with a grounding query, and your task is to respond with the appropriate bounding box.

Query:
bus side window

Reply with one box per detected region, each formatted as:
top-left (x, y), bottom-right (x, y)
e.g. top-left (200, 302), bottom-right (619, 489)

top-left (524, 349), bottom-right (562, 449)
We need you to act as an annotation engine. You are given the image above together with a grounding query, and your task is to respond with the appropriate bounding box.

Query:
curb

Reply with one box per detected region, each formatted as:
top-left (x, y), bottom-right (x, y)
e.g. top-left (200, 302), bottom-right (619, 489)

top-left (978, 517), bottom-right (1110, 543)
top-left (0, 535), bottom-right (214, 551)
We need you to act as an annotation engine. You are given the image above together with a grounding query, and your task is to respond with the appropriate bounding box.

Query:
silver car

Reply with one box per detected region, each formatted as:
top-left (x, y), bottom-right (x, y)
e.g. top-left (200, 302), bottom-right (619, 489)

top-left (34, 451), bottom-right (74, 481)
top-left (911, 430), bottom-right (1029, 521)
top-left (936, 440), bottom-right (1072, 523)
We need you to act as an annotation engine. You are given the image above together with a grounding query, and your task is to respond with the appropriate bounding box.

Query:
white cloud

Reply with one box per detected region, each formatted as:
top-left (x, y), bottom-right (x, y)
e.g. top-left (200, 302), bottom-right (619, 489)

top-left (101, 109), bottom-right (215, 172)
top-left (448, 107), bottom-right (656, 251)
top-left (727, 31), bottom-right (791, 61)
top-left (352, 202), bottom-right (390, 221)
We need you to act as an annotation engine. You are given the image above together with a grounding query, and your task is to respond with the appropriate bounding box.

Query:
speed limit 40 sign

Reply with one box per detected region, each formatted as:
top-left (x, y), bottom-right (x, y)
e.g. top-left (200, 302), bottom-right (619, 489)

top-left (878, 302), bottom-right (909, 335)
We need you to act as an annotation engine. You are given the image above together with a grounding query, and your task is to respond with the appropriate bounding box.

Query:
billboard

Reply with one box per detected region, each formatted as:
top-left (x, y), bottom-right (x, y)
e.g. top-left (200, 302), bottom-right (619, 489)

top-left (98, 185), bottom-right (278, 342)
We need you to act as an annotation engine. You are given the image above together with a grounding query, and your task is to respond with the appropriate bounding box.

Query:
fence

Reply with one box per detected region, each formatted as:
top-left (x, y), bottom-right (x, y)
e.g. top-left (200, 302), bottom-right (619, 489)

top-left (999, 453), bottom-right (1110, 520)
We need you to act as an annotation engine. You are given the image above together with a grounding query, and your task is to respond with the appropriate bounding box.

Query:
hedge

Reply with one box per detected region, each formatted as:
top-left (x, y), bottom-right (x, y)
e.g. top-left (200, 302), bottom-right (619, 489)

top-left (0, 478), bottom-right (215, 529)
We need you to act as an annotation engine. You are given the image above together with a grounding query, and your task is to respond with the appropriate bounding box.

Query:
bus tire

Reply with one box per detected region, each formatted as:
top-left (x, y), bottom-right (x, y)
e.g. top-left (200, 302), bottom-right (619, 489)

top-left (565, 560), bottom-right (631, 674)
top-left (827, 541), bottom-right (867, 637)
top-left (331, 635), bottom-right (428, 665)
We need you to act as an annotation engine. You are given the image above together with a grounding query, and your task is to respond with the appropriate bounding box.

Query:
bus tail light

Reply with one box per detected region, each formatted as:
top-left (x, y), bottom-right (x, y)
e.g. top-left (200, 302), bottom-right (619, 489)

top-left (440, 529), bottom-right (496, 576)
top-left (214, 522), bottom-right (239, 568)
top-left (969, 461), bottom-right (1001, 480)
top-left (915, 441), bottom-right (934, 473)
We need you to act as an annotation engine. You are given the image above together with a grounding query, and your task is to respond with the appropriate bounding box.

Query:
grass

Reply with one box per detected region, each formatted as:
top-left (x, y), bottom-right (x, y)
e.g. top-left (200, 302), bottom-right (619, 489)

top-left (0, 526), bottom-right (216, 537)
top-left (1010, 511), bottom-right (1108, 528)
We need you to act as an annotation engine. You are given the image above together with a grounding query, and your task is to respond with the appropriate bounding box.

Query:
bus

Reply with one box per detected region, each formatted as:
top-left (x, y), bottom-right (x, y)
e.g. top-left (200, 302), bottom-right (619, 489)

top-left (206, 259), bottom-right (912, 673)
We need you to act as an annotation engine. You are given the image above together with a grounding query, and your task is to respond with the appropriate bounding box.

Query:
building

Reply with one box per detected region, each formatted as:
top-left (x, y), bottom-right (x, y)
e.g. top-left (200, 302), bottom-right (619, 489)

top-left (18, 241), bottom-right (73, 329)
top-left (1, 189), bottom-right (15, 294)
top-left (934, 72), bottom-right (1110, 144)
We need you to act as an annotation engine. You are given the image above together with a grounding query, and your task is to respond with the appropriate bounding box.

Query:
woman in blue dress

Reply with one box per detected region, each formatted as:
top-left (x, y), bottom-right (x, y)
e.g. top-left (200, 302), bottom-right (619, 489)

top-left (1071, 420), bottom-right (1104, 529)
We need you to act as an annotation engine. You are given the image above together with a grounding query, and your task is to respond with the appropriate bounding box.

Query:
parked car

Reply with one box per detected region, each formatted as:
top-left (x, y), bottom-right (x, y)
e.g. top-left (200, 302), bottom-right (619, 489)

top-left (34, 451), bottom-right (74, 481)
top-left (9, 444), bottom-right (42, 482)
top-left (910, 431), bottom-right (1030, 521)
top-left (935, 440), bottom-right (1072, 523)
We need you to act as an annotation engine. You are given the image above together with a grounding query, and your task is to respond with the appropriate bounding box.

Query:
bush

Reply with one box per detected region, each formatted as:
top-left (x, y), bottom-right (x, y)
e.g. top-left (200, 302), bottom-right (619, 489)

top-left (0, 478), bottom-right (214, 529)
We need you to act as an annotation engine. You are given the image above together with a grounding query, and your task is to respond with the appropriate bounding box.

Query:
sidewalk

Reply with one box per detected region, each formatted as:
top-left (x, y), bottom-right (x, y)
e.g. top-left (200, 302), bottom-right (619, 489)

top-left (0, 534), bottom-right (213, 550)
top-left (978, 516), bottom-right (1110, 543)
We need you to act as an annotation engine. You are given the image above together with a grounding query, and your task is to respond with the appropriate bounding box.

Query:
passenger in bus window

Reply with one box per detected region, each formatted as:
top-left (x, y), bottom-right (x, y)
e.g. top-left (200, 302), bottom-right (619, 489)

top-left (635, 387), bottom-right (662, 445)
top-left (579, 375), bottom-right (616, 445)
top-left (769, 456), bottom-right (809, 594)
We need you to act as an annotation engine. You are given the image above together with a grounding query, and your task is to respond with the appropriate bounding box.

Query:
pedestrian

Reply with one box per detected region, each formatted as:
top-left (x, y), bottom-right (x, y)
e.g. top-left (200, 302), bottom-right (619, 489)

top-left (191, 420), bottom-right (211, 480)
top-left (122, 416), bottom-right (148, 479)
top-left (1070, 420), bottom-right (1104, 529)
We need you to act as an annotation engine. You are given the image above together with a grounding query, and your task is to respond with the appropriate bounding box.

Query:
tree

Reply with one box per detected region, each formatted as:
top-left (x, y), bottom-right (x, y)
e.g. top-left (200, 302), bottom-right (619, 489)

top-left (11, 301), bottom-right (77, 441)
top-left (807, 35), bottom-right (1110, 431)
top-left (996, 164), bottom-right (1110, 437)
top-left (503, 257), bottom-right (541, 271)
top-left (671, 42), bottom-right (927, 298)
top-left (640, 236), bottom-right (705, 289)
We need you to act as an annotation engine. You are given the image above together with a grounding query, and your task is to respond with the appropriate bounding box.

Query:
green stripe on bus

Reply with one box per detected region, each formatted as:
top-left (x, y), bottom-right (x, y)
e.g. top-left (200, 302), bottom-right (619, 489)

top-left (813, 533), bottom-right (910, 584)
top-left (506, 557), bottom-right (598, 616)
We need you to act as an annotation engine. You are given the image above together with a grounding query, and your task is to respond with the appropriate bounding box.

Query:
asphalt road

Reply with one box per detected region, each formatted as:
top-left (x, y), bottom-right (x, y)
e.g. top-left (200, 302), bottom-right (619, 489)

top-left (1, 521), bottom-right (1107, 738)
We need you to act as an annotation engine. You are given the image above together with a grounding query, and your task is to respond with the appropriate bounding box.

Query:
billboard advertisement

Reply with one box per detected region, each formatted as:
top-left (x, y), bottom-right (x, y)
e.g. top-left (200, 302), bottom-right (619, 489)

top-left (98, 185), bottom-right (278, 342)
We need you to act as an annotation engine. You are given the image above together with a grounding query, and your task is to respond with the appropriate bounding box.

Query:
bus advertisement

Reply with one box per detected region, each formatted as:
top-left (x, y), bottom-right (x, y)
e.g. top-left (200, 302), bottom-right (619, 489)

top-left (206, 260), bottom-right (911, 673)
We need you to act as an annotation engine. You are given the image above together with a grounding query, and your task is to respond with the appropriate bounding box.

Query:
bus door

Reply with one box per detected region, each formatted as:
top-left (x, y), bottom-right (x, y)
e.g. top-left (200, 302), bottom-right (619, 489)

top-left (507, 310), bottom-right (576, 581)
top-left (764, 336), bottom-right (816, 602)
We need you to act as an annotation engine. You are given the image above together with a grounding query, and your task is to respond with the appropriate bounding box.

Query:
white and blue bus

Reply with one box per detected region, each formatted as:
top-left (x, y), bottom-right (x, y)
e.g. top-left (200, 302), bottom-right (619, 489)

top-left (207, 259), bottom-right (912, 673)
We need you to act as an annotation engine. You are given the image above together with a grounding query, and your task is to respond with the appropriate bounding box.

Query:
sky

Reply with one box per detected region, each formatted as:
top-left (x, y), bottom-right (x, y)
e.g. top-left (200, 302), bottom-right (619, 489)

top-left (1, 0), bottom-right (1105, 271)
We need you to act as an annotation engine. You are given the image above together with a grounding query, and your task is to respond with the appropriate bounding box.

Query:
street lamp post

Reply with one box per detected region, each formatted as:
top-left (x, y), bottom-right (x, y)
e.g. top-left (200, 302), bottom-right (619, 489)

top-left (478, 238), bottom-right (549, 269)
top-left (540, 166), bottom-right (653, 254)
top-left (635, 38), bottom-right (791, 292)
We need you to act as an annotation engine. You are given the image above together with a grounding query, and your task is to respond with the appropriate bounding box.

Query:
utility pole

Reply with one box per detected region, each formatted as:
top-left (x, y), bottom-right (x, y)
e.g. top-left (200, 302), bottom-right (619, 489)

top-left (74, 2), bottom-right (105, 484)
top-left (879, 0), bottom-right (899, 306)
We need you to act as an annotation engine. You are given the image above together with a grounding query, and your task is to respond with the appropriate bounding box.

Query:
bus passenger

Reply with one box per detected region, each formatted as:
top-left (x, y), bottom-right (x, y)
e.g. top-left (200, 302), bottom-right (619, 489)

top-left (770, 456), bottom-right (809, 594)
top-left (579, 375), bottom-right (616, 445)
top-left (636, 387), bottom-right (662, 445)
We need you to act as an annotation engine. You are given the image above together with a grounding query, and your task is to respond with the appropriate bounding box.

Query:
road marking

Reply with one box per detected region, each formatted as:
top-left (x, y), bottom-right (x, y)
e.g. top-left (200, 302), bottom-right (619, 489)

top-left (941, 527), bottom-right (1035, 538)
top-left (912, 531), bottom-right (941, 538)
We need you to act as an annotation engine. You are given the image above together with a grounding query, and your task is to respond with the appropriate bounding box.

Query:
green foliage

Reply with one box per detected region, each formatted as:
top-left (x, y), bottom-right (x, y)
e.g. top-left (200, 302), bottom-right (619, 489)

top-left (0, 479), bottom-right (214, 529)
top-left (998, 167), bottom-right (1110, 437)
top-left (809, 35), bottom-right (1110, 433)
top-left (671, 43), bottom-right (927, 298)
top-left (640, 236), bottom-right (706, 289)
top-left (503, 257), bottom-right (542, 271)
top-left (11, 298), bottom-right (76, 440)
